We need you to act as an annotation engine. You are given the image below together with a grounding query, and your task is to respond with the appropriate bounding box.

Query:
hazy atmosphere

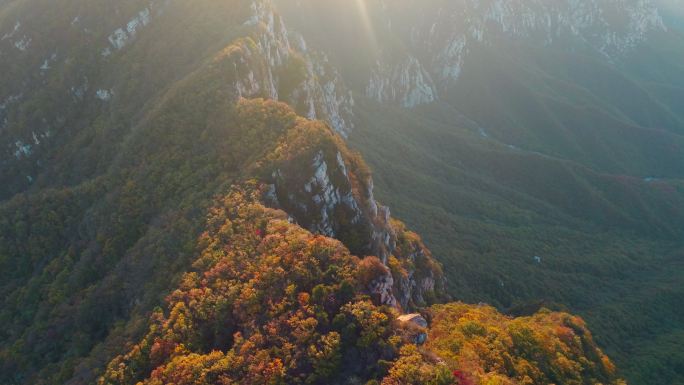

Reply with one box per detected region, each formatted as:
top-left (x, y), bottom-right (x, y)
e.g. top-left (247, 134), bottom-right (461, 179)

top-left (1, 1), bottom-right (683, 384)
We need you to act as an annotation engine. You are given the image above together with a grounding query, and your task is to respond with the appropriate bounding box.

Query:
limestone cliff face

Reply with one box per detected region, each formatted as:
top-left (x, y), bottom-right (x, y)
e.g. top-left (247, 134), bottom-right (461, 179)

top-left (262, 130), bottom-right (445, 310)
top-left (235, 0), bottom-right (355, 137)
top-left (369, 0), bottom-right (665, 106)
top-left (0, 0), bottom-right (357, 198)
top-left (366, 55), bottom-right (437, 108)
top-left (280, 0), bottom-right (667, 108)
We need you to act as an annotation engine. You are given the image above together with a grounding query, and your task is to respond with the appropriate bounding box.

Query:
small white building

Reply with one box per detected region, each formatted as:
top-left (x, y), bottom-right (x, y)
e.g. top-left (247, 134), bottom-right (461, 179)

top-left (397, 313), bottom-right (428, 328)
top-left (397, 313), bottom-right (429, 344)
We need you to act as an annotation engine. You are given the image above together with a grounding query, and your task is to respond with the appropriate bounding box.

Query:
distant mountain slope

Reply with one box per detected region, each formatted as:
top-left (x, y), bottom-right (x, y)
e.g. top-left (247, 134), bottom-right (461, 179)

top-left (273, 2), bottom-right (684, 383)
top-left (349, 99), bottom-right (684, 385)
top-left (1, 0), bottom-right (682, 384)
top-left (0, 0), bottom-right (353, 200)
top-left (0, 92), bottom-right (442, 384)
top-left (0, 1), bottom-right (449, 381)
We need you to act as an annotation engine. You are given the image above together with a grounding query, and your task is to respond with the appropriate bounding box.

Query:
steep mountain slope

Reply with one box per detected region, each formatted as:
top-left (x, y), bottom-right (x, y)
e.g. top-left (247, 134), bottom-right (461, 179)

top-left (0, 24), bottom-right (447, 380)
top-left (0, 0), bottom-right (353, 200)
top-left (0, 90), bottom-right (619, 385)
top-left (276, 0), bottom-right (684, 170)
top-left (274, 1), bottom-right (684, 384)
top-left (0, 2), bottom-right (362, 382)
top-left (0, 1), bottom-right (437, 383)
top-left (349, 99), bottom-right (684, 384)
top-left (96, 182), bottom-right (622, 385)
top-left (0, 0), bottom-right (682, 384)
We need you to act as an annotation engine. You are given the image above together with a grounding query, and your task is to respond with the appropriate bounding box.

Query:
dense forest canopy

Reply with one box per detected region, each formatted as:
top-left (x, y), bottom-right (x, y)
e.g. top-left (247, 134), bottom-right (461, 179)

top-left (1, 0), bottom-right (683, 384)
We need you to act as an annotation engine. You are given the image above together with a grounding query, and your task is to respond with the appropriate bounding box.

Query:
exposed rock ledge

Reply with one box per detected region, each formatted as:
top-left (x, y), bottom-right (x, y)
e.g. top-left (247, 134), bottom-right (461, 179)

top-left (262, 133), bottom-right (446, 310)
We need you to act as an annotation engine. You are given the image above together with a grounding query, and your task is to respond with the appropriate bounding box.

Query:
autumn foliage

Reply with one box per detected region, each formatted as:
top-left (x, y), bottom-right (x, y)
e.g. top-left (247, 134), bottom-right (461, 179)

top-left (425, 303), bottom-right (625, 385)
top-left (97, 182), bottom-right (625, 385)
top-left (99, 185), bottom-right (404, 384)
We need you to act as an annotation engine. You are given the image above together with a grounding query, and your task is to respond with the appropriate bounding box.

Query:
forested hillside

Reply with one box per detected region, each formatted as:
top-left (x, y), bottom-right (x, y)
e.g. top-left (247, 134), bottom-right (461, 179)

top-left (275, 1), bottom-right (684, 383)
top-left (1, 0), bottom-right (682, 384)
top-left (0, 92), bottom-right (623, 385)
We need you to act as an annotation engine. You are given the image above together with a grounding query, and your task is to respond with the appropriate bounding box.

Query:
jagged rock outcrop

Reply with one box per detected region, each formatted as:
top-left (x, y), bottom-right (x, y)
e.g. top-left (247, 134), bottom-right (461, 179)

top-left (415, 0), bottom-right (665, 78)
top-left (366, 56), bottom-right (437, 108)
top-left (0, 0), bottom-right (356, 198)
top-left (368, 264), bottom-right (398, 308)
top-left (235, 0), bottom-right (355, 136)
top-left (261, 125), bottom-right (445, 310)
top-left (362, 0), bottom-right (667, 107)
top-left (412, 0), bottom-right (666, 55)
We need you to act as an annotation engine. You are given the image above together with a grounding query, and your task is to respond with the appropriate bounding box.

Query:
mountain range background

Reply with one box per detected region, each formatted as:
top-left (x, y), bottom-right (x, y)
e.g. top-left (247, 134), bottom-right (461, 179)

top-left (0, 0), bottom-right (683, 384)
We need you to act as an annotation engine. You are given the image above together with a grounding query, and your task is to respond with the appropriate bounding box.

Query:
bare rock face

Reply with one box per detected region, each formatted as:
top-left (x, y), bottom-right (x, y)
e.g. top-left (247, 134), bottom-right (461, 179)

top-left (281, 0), bottom-right (668, 110)
top-left (388, 224), bottom-right (443, 310)
top-left (366, 55), bottom-right (437, 108)
top-left (342, 0), bottom-right (666, 108)
top-left (264, 138), bottom-right (446, 310)
top-left (234, 0), bottom-right (355, 136)
top-left (267, 148), bottom-right (373, 253)
top-left (368, 268), bottom-right (398, 308)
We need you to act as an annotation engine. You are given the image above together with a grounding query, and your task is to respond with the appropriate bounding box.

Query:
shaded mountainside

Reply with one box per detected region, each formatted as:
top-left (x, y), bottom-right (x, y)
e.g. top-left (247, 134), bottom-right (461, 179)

top-left (0, 12), bottom-right (622, 382)
top-left (0, 0), bottom-right (682, 384)
top-left (0, 0), bottom-right (353, 199)
top-left (349, 98), bottom-right (684, 385)
top-left (274, 1), bottom-right (684, 383)
top-left (0, 93), bottom-right (620, 385)
top-left (98, 182), bottom-right (622, 385)
top-left (276, 0), bottom-right (684, 172)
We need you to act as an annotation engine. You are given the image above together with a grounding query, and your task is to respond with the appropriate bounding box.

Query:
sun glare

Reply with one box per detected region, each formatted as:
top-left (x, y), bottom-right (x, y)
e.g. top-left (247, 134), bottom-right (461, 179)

top-left (354, 0), bottom-right (379, 53)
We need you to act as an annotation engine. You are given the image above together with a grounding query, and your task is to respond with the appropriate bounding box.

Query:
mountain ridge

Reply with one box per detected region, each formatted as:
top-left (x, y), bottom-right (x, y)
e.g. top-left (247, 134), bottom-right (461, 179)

top-left (1, 0), bottom-right (683, 383)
